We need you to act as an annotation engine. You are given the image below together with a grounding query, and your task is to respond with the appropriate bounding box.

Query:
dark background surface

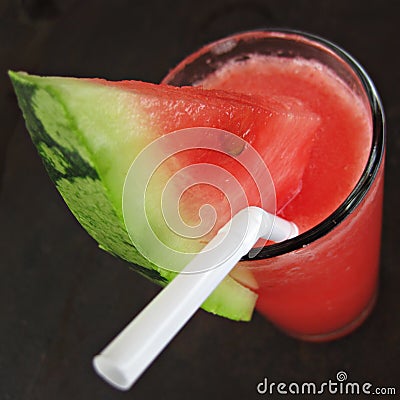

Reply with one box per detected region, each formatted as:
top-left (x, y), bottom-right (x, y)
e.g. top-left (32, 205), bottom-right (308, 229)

top-left (1, 1), bottom-right (399, 399)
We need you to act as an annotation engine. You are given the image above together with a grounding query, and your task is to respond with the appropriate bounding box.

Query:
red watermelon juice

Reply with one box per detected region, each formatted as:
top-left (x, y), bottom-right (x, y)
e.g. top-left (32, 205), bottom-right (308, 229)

top-left (163, 31), bottom-right (385, 341)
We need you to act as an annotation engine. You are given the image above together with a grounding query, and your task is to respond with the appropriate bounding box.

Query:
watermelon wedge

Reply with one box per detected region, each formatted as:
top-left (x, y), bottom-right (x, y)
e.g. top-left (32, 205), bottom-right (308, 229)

top-left (9, 71), bottom-right (319, 321)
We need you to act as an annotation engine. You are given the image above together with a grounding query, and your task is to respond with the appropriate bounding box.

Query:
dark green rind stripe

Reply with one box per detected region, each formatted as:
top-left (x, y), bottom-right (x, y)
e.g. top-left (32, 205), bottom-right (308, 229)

top-left (11, 76), bottom-right (99, 182)
top-left (9, 71), bottom-right (166, 284)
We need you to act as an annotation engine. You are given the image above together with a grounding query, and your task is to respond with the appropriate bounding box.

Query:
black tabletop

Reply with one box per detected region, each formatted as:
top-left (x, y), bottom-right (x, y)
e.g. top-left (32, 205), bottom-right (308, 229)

top-left (1, 1), bottom-right (399, 399)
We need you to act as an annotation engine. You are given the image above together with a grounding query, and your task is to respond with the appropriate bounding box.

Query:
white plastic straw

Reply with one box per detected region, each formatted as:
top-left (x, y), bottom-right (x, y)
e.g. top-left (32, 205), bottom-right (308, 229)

top-left (93, 206), bottom-right (298, 390)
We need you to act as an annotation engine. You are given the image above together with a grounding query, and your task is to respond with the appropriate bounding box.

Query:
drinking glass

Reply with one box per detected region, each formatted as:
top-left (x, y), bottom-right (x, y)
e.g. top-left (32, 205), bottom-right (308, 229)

top-left (163, 30), bottom-right (385, 341)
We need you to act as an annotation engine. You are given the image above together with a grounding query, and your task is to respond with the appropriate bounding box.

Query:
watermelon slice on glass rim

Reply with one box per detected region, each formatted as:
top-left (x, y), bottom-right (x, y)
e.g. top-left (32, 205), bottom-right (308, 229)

top-left (9, 71), bottom-right (319, 321)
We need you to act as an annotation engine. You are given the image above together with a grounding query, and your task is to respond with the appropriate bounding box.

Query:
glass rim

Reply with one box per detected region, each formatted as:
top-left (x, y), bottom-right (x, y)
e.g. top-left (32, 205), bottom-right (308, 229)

top-left (163, 29), bottom-right (386, 261)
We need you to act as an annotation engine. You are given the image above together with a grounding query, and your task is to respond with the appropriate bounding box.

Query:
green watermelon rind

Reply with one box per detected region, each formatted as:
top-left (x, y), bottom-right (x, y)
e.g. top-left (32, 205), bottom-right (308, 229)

top-left (9, 71), bottom-right (257, 321)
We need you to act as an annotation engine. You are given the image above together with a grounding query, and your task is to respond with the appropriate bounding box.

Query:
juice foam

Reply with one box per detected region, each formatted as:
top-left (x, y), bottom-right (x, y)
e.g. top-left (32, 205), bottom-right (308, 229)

top-left (199, 55), bottom-right (372, 232)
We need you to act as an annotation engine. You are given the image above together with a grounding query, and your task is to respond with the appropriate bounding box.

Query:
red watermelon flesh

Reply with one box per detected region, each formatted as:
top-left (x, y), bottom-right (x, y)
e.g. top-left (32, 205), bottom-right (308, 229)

top-left (94, 78), bottom-right (320, 222)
